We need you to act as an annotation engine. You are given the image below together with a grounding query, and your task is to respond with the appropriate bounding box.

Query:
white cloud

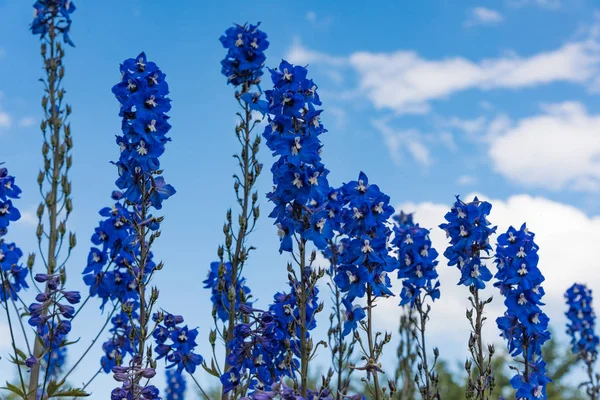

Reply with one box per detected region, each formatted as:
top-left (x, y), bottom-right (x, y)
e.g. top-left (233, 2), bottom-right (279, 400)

top-left (507, 0), bottom-right (561, 9)
top-left (287, 30), bottom-right (600, 114)
top-left (489, 101), bottom-right (600, 191)
top-left (439, 115), bottom-right (487, 135)
top-left (19, 117), bottom-right (36, 128)
top-left (373, 194), bottom-right (600, 360)
top-left (372, 119), bottom-right (431, 166)
top-left (464, 7), bottom-right (504, 27)
top-left (0, 110), bottom-right (11, 129)
top-left (306, 11), bottom-right (317, 24)
top-left (457, 175), bottom-right (477, 185)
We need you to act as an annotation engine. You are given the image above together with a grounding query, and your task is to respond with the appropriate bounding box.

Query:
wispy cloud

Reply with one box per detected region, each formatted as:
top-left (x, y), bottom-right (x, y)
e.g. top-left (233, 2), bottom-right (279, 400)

top-left (489, 101), bottom-right (600, 191)
top-left (19, 116), bottom-right (36, 128)
top-left (0, 110), bottom-right (11, 129)
top-left (464, 7), bottom-right (504, 27)
top-left (507, 0), bottom-right (561, 10)
top-left (286, 28), bottom-right (600, 114)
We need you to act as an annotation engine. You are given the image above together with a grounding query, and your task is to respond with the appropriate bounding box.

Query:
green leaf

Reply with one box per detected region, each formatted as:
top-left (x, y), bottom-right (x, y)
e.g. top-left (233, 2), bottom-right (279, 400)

top-left (2, 382), bottom-right (25, 398)
top-left (50, 387), bottom-right (90, 398)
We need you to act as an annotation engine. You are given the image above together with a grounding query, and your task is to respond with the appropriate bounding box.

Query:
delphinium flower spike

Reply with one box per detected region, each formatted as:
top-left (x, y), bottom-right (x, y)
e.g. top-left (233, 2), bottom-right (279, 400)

top-left (393, 211), bottom-right (440, 400)
top-left (105, 51), bottom-right (179, 399)
top-left (28, 1), bottom-right (77, 397)
top-left (165, 367), bottom-right (187, 400)
top-left (261, 59), bottom-right (332, 397)
top-left (213, 23), bottom-right (268, 400)
top-left (440, 196), bottom-right (496, 399)
top-left (565, 283), bottom-right (600, 399)
top-left (495, 224), bottom-right (551, 399)
top-left (0, 167), bottom-right (33, 397)
top-left (327, 172), bottom-right (400, 400)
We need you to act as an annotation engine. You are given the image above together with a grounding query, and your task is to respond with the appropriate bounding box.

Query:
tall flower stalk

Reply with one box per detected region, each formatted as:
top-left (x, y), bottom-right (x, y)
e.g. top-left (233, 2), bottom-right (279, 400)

top-left (394, 213), bottom-right (440, 400)
top-left (28, 2), bottom-right (77, 398)
top-left (565, 283), bottom-right (600, 399)
top-left (214, 23), bottom-right (268, 400)
top-left (108, 51), bottom-right (177, 399)
top-left (262, 60), bottom-right (333, 397)
top-left (494, 224), bottom-right (551, 399)
top-left (440, 196), bottom-right (496, 400)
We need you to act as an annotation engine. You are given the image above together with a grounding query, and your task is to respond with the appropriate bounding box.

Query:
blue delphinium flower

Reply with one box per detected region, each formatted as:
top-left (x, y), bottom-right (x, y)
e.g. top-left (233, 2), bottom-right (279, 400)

top-left (152, 312), bottom-right (204, 374)
top-left (27, 273), bottom-right (80, 374)
top-left (203, 261), bottom-right (252, 322)
top-left (329, 172), bottom-right (399, 337)
top-left (440, 196), bottom-right (496, 289)
top-left (31, 0), bottom-right (76, 46)
top-left (0, 167), bottom-right (22, 235)
top-left (220, 23), bottom-right (269, 87)
top-left (393, 216), bottom-right (440, 308)
top-left (111, 52), bottom-right (175, 209)
top-left (565, 283), bottom-right (600, 399)
top-left (165, 368), bottom-right (186, 400)
top-left (565, 283), bottom-right (599, 359)
top-left (262, 60), bottom-right (332, 252)
top-left (222, 274), bottom-right (320, 394)
top-left (495, 223), bottom-right (551, 399)
top-left (110, 357), bottom-right (160, 400)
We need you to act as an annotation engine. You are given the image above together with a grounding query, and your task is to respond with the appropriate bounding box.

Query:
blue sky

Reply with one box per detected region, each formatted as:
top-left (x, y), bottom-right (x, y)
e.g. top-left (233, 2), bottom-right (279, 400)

top-left (1, 0), bottom-right (600, 396)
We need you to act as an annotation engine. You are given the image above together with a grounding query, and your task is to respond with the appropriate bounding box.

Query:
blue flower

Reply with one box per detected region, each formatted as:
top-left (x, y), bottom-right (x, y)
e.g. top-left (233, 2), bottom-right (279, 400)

top-left (341, 299), bottom-right (365, 337)
top-left (203, 261), bottom-right (252, 322)
top-left (393, 219), bottom-right (440, 307)
top-left (111, 52), bottom-right (175, 209)
top-left (494, 224), bottom-right (551, 398)
top-left (165, 368), bottom-right (186, 400)
top-left (440, 196), bottom-right (496, 289)
top-left (31, 0), bottom-right (76, 45)
top-left (220, 23), bottom-right (269, 86)
top-left (151, 312), bottom-right (204, 374)
top-left (565, 283), bottom-right (599, 360)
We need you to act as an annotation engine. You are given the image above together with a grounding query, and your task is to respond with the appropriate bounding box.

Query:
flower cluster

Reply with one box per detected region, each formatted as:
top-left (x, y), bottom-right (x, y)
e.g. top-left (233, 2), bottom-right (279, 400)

top-left (111, 52), bottom-right (175, 209)
top-left (262, 60), bottom-right (332, 253)
top-left (440, 196), bottom-right (496, 289)
top-left (83, 197), bottom-right (159, 308)
top-left (111, 357), bottom-right (160, 400)
top-left (565, 283), bottom-right (599, 360)
top-left (31, 0), bottom-right (76, 45)
top-left (495, 223), bottom-right (551, 399)
top-left (203, 261), bottom-right (252, 322)
top-left (153, 312), bottom-right (203, 374)
top-left (0, 168), bottom-right (28, 302)
top-left (100, 301), bottom-right (139, 373)
top-left (222, 276), bottom-right (320, 393)
top-left (241, 380), bottom-right (336, 400)
top-left (393, 215), bottom-right (440, 308)
top-left (331, 172), bottom-right (399, 336)
top-left (165, 368), bottom-right (186, 400)
top-left (27, 273), bottom-right (80, 370)
top-left (220, 23), bottom-right (269, 87)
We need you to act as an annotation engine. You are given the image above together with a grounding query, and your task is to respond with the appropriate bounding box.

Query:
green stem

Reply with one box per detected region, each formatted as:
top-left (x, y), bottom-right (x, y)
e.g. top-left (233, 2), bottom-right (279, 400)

top-left (367, 288), bottom-right (382, 400)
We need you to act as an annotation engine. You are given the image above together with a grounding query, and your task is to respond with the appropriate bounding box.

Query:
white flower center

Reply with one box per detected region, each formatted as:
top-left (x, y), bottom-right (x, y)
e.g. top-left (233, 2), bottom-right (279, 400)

top-left (137, 141), bottom-right (148, 156)
top-left (361, 240), bottom-right (373, 253)
top-left (291, 137), bottom-right (302, 155)
top-left (145, 95), bottom-right (157, 108)
top-left (420, 246), bottom-right (429, 257)
top-left (235, 33), bottom-right (243, 47)
top-left (471, 265), bottom-right (480, 278)
top-left (355, 179), bottom-right (367, 193)
top-left (518, 293), bottom-right (527, 305)
top-left (352, 207), bottom-right (363, 219)
top-left (404, 234), bottom-right (413, 245)
top-left (347, 270), bottom-right (357, 283)
top-left (373, 202), bottom-right (384, 214)
top-left (508, 232), bottom-right (516, 243)
top-left (518, 264), bottom-right (527, 276)
top-left (283, 68), bottom-right (292, 81)
top-left (457, 208), bottom-right (466, 219)
top-left (250, 38), bottom-right (259, 49)
top-left (516, 247), bottom-right (526, 258)
top-left (316, 218), bottom-right (326, 233)
top-left (292, 173), bottom-right (303, 188)
top-left (147, 120), bottom-right (157, 132)
top-left (308, 172), bottom-right (319, 185)
top-left (405, 254), bottom-right (411, 266)
top-left (459, 225), bottom-right (468, 237)
top-left (532, 313), bottom-right (540, 324)
top-left (416, 266), bottom-right (423, 278)
top-left (0, 204), bottom-right (9, 215)
top-left (127, 79), bottom-right (136, 91)
top-left (93, 253), bottom-right (101, 263)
